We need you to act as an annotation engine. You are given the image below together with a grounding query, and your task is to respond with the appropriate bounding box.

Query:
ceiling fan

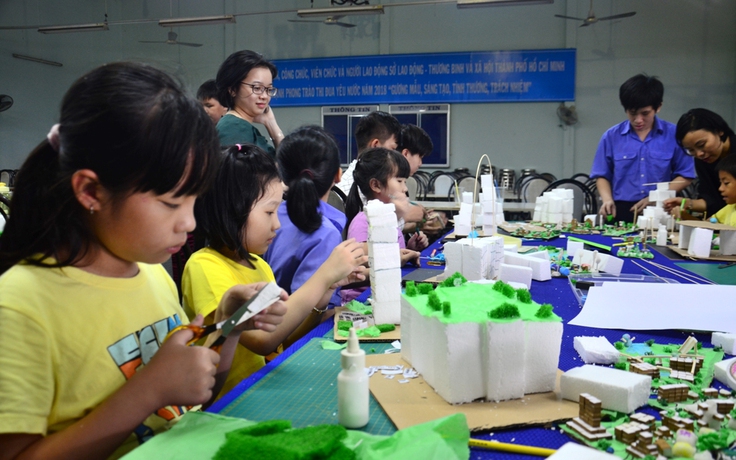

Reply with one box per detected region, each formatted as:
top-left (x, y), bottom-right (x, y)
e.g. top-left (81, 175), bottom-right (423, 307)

top-left (139, 29), bottom-right (202, 47)
top-left (288, 16), bottom-right (356, 28)
top-left (555, 0), bottom-right (636, 27)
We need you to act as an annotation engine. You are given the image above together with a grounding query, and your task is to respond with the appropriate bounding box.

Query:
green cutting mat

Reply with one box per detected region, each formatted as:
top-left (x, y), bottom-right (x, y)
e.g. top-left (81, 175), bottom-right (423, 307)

top-left (218, 337), bottom-right (397, 436)
top-left (675, 261), bottom-right (736, 285)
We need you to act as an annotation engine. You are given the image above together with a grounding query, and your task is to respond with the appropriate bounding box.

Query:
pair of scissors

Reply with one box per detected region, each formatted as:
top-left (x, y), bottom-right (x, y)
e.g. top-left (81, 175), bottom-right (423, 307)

top-left (166, 282), bottom-right (282, 350)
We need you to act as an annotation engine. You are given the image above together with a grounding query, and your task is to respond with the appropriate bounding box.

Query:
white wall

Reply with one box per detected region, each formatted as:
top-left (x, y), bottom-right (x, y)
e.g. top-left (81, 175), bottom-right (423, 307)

top-left (1, 0), bottom-right (734, 179)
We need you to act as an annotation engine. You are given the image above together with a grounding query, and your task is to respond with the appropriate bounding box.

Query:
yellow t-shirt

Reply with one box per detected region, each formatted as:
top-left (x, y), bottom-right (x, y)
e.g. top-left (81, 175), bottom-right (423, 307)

top-left (714, 203), bottom-right (736, 227)
top-left (0, 262), bottom-right (191, 458)
top-left (181, 247), bottom-right (275, 396)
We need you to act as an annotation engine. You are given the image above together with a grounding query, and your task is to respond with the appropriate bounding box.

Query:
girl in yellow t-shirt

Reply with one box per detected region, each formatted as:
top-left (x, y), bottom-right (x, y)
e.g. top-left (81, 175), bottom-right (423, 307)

top-left (182, 144), bottom-right (367, 395)
top-left (0, 63), bottom-right (286, 460)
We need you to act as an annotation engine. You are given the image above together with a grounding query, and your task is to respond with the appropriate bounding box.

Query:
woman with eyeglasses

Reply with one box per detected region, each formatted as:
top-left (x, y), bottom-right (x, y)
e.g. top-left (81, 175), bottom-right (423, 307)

top-left (663, 108), bottom-right (734, 219)
top-left (215, 50), bottom-right (283, 156)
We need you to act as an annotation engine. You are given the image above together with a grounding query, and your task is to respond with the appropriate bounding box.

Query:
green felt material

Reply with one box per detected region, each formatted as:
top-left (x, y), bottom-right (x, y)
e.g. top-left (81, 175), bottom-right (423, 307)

top-left (337, 326), bottom-right (381, 338)
top-left (219, 338), bottom-right (396, 435)
top-left (344, 300), bottom-right (372, 315)
top-left (321, 340), bottom-right (348, 350)
top-left (403, 283), bottom-right (561, 324)
top-left (675, 261), bottom-right (736, 285)
top-left (214, 423), bottom-right (351, 460)
top-left (121, 411), bottom-right (470, 460)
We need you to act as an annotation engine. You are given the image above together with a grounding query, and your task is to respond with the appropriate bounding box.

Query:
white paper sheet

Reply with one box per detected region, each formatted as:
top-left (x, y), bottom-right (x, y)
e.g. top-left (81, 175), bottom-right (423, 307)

top-left (569, 282), bottom-right (736, 334)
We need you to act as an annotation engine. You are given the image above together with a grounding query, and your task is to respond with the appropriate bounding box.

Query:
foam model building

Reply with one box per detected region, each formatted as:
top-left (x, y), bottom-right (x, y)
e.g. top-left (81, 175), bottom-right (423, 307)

top-left (547, 442), bottom-right (618, 459)
top-left (443, 237), bottom-right (505, 282)
top-left (401, 280), bottom-right (563, 404)
top-left (571, 249), bottom-right (624, 276)
top-left (636, 182), bottom-right (675, 230)
top-left (532, 189), bottom-right (574, 225)
top-left (560, 365), bottom-right (651, 413)
top-left (678, 221), bottom-right (736, 257)
top-left (714, 357), bottom-right (736, 391)
top-left (365, 200), bottom-right (402, 324)
top-left (453, 174), bottom-right (504, 236)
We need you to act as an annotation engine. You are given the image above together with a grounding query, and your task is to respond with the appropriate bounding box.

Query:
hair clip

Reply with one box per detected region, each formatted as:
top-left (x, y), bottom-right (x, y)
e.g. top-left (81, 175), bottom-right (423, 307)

top-left (236, 144), bottom-right (242, 151)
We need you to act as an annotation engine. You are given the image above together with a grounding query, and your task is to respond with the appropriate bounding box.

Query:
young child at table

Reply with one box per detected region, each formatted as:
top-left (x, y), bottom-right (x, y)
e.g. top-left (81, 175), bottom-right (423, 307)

top-left (342, 148), bottom-right (428, 303)
top-left (264, 126), bottom-right (345, 316)
top-left (0, 62), bottom-right (287, 460)
top-left (182, 144), bottom-right (367, 393)
top-left (712, 154), bottom-right (736, 226)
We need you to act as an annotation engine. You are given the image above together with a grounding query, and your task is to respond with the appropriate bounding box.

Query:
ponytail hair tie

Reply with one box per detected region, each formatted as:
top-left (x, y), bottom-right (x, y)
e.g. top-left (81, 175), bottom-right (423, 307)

top-left (47, 123), bottom-right (61, 152)
top-left (236, 144), bottom-right (242, 151)
top-left (300, 169), bottom-right (314, 180)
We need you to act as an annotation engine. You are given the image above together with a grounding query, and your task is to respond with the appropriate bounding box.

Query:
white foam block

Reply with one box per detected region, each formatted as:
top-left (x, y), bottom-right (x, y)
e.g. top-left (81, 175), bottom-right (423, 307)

top-left (547, 443), bottom-right (619, 459)
top-left (712, 332), bottom-right (736, 355)
top-left (372, 299), bottom-right (401, 324)
top-left (523, 321), bottom-right (563, 394)
top-left (368, 225), bottom-right (397, 243)
top-left (498, 263), bottom-right (532, 288)
top-left (368, 242), bottom-right (400, 269)
top-left (714, 357), bottom-right (736, 391)
top-left (719, 229), bottom-right (736, 255)
top-left (596, 253), bottom-right (623, 276)
top-left (526, 250), bottom-right (550, 262)
top-left (503, 244), bottom-right (518, 253)
top-left (503, 252), bottom-right (551, 281)
top-left (443, 241), bottom-right (463, 277)
top-left (366, 213), bottom-right (398, 228)
top-left (485, 320), bottom-right (526, 402)
top-left (365, 199), bottom-right (395, 216)
top-left (561, 365), bottom-right (651, 413)
top-left (573, 336), bottom-right (620, 364)
top-left (566, 240), bottom-right (584, 259)
top-left (688, 227), bottom-right (714, 258)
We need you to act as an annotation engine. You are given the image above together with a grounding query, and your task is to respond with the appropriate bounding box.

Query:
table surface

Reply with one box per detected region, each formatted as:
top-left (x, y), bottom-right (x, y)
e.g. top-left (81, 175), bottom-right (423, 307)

top-left (211, 231), bottom-right (732, 459)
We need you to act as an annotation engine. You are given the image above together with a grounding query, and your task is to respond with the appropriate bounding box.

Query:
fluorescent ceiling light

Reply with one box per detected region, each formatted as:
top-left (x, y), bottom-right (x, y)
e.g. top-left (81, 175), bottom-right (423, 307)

top-left (457, 0), bottom-right (553, 7)
top-left (159, 15), bottom-right (235, 27)
top-left (38, 22), bottom-right (108, 34)
top-left (12, 53), bottom-right (63, 67)
top-left (297, 5), bottom-right (384, 18)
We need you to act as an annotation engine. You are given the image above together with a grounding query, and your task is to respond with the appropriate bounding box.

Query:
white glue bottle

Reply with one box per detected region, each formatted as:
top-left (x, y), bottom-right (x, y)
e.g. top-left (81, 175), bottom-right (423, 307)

top-left (656, 224), bottom-right (668, 246)
top-left (337, 327), bottom-right (369, 428)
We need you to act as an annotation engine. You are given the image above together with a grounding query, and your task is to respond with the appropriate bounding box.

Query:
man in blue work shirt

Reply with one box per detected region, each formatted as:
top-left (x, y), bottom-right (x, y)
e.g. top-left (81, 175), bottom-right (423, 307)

top-left (590, 74), bottom-right (695, 223)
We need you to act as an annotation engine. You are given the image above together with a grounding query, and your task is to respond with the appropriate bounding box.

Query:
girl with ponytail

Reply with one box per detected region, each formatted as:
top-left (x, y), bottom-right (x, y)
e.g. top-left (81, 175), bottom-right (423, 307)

top-left (265, 126), bottom-right (347, 314)
top-left (0, 62), bottom-right (286, 459)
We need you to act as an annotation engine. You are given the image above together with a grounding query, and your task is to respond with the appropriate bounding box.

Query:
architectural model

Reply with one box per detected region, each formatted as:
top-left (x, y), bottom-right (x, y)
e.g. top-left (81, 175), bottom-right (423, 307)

top-left (365, 200), bottom-right (402, 324)
top-left (401, 281), bottom-right (563, 404)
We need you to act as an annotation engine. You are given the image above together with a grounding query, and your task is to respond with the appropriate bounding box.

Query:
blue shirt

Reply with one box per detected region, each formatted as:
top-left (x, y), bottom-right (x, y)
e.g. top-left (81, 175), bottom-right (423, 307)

top-left (264, 201), bottom-right (346, 306)
top-left (590, 117), bottom-right (695, 202)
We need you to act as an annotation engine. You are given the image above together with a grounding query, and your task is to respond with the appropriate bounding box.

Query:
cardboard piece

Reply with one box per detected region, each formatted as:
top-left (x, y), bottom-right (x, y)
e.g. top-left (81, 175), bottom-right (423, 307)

top-left (668, 245), bottom-right (736, 262)
top-left (367, 354), bottom-right (578, 432)
top-left (332, 306), bottom-right (401, 343)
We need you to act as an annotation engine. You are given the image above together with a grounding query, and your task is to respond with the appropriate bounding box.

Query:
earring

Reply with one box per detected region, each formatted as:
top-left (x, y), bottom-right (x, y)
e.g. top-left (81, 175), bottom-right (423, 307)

top-left (89, 205), bottom-right (95, 215)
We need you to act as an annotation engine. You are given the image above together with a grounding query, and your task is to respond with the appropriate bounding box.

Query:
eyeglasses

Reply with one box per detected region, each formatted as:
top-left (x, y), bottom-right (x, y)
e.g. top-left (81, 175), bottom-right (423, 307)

top-left (241, 82), bottom-right (277, 97)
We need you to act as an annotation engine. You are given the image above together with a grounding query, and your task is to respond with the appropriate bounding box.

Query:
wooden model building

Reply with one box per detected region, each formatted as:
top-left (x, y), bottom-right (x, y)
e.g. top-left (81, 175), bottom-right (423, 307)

top-left (658, 383), bottom-right (689, 403)
top-left (566, 393), bottom-right (613, 442)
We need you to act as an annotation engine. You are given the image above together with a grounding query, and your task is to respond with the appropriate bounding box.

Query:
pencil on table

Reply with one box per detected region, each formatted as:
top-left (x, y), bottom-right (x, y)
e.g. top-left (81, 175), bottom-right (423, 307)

top-left (469, 439), bottom-right (556, 457)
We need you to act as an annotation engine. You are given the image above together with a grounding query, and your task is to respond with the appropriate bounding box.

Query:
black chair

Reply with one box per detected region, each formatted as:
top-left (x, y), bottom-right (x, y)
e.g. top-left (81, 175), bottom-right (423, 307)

top-left (519, 175), bottom-right (552, 203)
top-left (570, 172), bottom-right (590, 183)
top-left (542, 179), bottom-right (598, 221)
top-left (327, 185), bottom-right (347, 213)
top-left (539, 172), bottom-right (557, 183)
top-left (427, 171), bottom-right (456, 197)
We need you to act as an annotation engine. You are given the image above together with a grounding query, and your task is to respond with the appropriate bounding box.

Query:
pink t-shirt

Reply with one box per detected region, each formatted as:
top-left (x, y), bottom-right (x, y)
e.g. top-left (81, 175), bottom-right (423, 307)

top-left (341, 211), bottom-right (405, 304)
top-left (347, 211), bottom-right (405, 248)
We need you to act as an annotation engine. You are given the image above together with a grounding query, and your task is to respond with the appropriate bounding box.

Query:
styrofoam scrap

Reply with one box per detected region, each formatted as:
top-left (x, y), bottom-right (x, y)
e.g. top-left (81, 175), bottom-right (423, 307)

top-left (398, 379), bottom-right (410, 384)
top-left (391, 340), bottom-right (401, 349)
top-left (596, 253), bottom-right (623, 275)
top-left (712, 332), bottom-right (736, 355)
top-left (402, 368), bottom-right (419, 379)
top-left (376, 365), bottom-right (403, 371)
top-left (384, 374), bottom-right (394, 379)
top-left (547, 442), bottom-right (619, 459)
top-left (561, 365), bottom-right (651, 413)
top-left (381, 369), bottom-right (404, 375)
top-left (573, 336), bottom-right (620, 364)
top-left (366, 367), bottom-right (376, 377)
top-left (384, 348), bottom-right (400, 354)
